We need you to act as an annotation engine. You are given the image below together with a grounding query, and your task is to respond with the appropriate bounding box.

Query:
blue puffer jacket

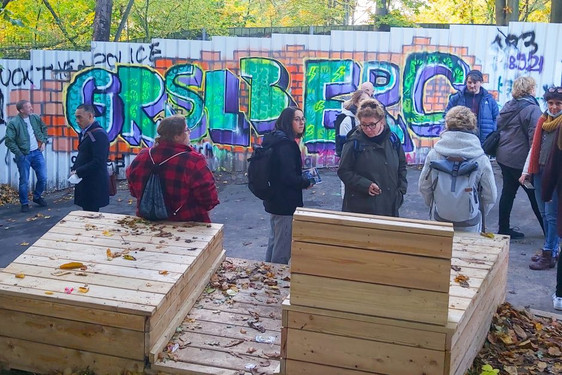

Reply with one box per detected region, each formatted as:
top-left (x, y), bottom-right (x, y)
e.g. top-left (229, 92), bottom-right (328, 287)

top-left (445, 87), bottom-right (499, 144)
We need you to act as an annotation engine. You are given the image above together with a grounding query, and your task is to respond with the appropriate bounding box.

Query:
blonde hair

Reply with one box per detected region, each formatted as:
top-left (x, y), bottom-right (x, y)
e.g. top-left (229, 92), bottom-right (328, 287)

top-left (511, 76), bottom-right (536, 99)
top-left (356, 99), bottom-right (385, 120)
top-left (445, 106), bottom-right (476, 131)
top-left (156, 115), bottom-right (187, 143)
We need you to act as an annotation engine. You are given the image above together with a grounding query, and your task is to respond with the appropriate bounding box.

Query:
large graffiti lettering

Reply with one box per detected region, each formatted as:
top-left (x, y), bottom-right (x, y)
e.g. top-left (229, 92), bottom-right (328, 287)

top-left (3, 23), bottom-right (562, 189)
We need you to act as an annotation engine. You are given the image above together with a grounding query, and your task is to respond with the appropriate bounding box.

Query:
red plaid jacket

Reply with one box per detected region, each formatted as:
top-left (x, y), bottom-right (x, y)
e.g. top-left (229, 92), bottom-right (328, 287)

top-left (127, 141), bottom-right (219, 222)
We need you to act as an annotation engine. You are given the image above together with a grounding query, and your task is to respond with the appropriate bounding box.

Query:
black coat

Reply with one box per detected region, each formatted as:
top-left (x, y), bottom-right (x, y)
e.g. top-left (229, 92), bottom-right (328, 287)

top-left (72, 122), bottom-right (110, 210)
top-left (338, 126), bottom-right (407, 217)
top-left (262, 130), bottom-right (310, 215)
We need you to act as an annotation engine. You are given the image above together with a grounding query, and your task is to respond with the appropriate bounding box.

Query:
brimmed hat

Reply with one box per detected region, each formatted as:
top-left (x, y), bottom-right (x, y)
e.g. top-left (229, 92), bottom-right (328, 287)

top-left (544, 87), bottom-right (562, 101)
top-left (466, 70), bottom-right (483, 82)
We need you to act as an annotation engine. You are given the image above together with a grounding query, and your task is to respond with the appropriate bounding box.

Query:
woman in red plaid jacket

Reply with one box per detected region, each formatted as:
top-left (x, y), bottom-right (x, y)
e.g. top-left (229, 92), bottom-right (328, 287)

top-left (126, 115), bottom-right (219, 222)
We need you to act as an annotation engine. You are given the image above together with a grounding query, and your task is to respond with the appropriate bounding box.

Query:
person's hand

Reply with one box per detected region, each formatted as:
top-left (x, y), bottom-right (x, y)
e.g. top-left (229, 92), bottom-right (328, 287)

top-left (518, 174), bottom-right (529, 185)
top-left (368, 182), bottom-right (381, 196)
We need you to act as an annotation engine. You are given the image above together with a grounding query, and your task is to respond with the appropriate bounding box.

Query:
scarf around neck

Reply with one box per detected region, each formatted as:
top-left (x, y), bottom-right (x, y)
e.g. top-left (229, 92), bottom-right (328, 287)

top-left (528, 114), bottom-right (562, 173)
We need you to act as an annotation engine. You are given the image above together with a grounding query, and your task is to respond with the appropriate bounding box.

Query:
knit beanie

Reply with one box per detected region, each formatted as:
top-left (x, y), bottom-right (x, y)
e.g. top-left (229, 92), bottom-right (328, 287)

top-left (544, 87), bottom-right (562, 101)
top-left (466, 70), bottom-right (483, 82)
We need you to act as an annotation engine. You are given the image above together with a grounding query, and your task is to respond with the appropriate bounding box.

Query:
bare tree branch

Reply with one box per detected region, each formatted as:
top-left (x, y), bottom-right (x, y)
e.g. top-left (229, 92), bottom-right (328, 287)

top-left (114, 0), bottom-right (135, 41)
top-left (41, 0), bottom-right (78, 47)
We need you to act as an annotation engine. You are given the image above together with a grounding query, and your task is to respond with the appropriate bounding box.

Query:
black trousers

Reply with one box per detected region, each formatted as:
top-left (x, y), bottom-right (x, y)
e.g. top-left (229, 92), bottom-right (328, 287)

top-left (498, 162), bottom-right (544, 233)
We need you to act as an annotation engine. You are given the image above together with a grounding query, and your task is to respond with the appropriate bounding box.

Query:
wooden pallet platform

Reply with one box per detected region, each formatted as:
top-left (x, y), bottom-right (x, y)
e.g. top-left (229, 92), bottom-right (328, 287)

top-left (0, 211), bottom-right (224, 374)
top-left (152, 258), bottom-right (290, 375)
top-left (282, 208), bottom-right (509, 375)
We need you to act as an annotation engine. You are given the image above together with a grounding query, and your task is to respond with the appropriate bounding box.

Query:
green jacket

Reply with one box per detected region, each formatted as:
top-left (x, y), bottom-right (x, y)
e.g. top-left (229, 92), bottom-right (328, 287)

top-left (5, 114), bottom-right (48, 158)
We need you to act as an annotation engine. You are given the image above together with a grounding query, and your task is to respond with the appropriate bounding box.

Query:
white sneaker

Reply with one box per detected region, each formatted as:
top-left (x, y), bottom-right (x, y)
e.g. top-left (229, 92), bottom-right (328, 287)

top-left (553, 294), bottom-right (562, 311)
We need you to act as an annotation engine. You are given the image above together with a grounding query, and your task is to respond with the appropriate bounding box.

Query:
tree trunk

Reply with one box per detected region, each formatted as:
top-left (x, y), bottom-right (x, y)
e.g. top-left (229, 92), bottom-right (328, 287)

top-left (114, 0), bottom-right (134, 41)
top-left (552, 0), bottom-right (562, 23)
top-left (375, 0), bottom-right (388, 16)
top-left (496, 0), bottom-right (507, 25)
top-left (93, 0), bottom-right (113, 41)
top-left (508, 0), bottom-right (519, 22)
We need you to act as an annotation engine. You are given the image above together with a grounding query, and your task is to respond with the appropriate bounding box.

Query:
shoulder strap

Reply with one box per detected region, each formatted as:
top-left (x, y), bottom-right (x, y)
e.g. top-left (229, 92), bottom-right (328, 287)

top-left (148, 148), bottom-right (189, 166)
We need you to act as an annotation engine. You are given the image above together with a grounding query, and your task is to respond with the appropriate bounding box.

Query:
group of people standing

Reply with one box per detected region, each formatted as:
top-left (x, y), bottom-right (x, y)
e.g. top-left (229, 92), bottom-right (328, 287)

top-left (5, 70), bottom-right (562, 311)
top-left (259, 71), bottom-right (562, 311)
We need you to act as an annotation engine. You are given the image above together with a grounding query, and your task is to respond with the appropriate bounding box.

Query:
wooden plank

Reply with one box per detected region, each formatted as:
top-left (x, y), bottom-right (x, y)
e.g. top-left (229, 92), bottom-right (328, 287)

top-left (0, 336), bottom-right (144, 374)
top-left (290, 273), bottom-right (449, 325)
top-left (38, 231), bottom-right (212, 256)
top-left (148, 249), bottom-right (225, 362)
top-left (9, 253), bottom-right (183, 283)
top-left (0, 272), bottom-right (163, 308)
top-left (283, 360), bottom-right (380, 375)
top-left (2, 263), bottom-right (174, 294)
top-left (292, 241), bottom-right (451, 292)
top-left (152, 360), bottom-right (243, 375)
top-left (0, 294), bottom-right (145, 331)
top-left (284, 310), bottom-right (446, 351)
top-left (285, 328), bottom-right (445, 375)
top-left (187, 307), bottom-right (282, 332)
top-left (0, 308), bottom-right (144, 360)
top-left (177, 319), bottom-right (281, 346)
top-left (147, 240), bottom-right (223, 339)
top-left (294, 208), bottom-right (454, 237)
top-left (17, 246), bottom-right (192, 274)
top-left (450, 259), bottom-right (508, 375)
top-left (282, 299), bottom-right (454, 334)
top-left (160, 345), bottom-right (278, 374)
top-left (292, 221), bottom-right (453, 259)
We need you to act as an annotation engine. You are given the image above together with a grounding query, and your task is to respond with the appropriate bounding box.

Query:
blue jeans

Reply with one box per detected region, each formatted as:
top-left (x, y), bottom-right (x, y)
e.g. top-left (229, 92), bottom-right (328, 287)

top-left (534, 170), bottom-right (560, 256)
top-left (15, 149), bottom-right (47, 205)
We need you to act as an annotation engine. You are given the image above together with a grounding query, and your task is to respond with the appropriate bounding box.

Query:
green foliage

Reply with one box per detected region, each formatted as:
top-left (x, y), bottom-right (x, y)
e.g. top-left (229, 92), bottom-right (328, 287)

top-left (479, 364), bottom-right (500, 375)
top-left (372, 10), bottom-right (419, 28)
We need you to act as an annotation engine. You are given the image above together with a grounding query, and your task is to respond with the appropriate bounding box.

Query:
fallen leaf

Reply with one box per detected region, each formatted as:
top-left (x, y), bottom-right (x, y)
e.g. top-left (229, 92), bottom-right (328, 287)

top-left (123, 254), bottom-right (136, 261)
top-left (224, 339), bottom-right (244, 348)
top-left (548, 346), bottom-right (562, 357)
top-left (78, 286), bottom-right (89, 293)
top-left (59, 262), bottom-right (84, 269)
top-left (246, 347), bottom-right (257, 354)
top-left (159, 270), bottom-right (169, 275)
top-left (480, 232), bottom-right (495, 239)
top-left (44, 291), bottom-right (54, 295)
top-left (51, 270), bottom-right (71, 276)
top-left (102, 230), bottom-right (114, 236)
top-left (20, 242), bottom-right (29, 246)
top-left (15, 273), bottom-right (25, 279)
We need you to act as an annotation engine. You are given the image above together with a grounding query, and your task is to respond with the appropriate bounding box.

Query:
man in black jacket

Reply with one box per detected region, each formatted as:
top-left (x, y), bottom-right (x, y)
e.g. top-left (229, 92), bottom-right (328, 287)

top-left (70, 104), bottom-right (110, 212)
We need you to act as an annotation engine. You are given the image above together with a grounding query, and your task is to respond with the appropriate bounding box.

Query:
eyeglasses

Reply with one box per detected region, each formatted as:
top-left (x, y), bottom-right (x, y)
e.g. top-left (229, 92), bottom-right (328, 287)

top-left (293, 117), bottom-right (306, 123)
top-left (360, 117), bottom-right (384, 129)
top-left (548, 87), bottom-right (562, 93)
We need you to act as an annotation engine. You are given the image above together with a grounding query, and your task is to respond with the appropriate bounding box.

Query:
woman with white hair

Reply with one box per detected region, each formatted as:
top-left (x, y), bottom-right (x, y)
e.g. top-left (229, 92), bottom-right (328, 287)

top-left (419, 106), bottom-right (497, 232)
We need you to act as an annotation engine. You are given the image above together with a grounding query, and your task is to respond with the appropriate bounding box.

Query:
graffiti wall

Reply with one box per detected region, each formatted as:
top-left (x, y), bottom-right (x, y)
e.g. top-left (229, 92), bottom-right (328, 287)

top-left (1, 22), bottom-right (562, 190)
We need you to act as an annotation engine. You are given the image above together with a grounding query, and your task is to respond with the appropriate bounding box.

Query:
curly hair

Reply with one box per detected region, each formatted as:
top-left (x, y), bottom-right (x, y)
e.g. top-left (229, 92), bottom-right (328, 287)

top-left (511, 76), bottom-right (536, 99)
top-left (156, 115), bottom-right (187, 143)
top-left (356, 99), bottom-right (385, 120)
top-left (445, 106), bottom-right (476, 131)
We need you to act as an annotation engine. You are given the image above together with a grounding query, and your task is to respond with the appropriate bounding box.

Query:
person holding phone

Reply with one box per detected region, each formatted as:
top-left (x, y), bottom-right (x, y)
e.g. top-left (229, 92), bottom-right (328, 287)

top-left (338, 99), bottom-right (407, 217)
top-left (520, 86), bottom-right (562, 270)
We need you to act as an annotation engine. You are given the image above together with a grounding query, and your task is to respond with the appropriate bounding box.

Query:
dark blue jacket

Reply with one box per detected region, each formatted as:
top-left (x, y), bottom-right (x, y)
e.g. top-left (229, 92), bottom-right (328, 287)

top-left (72, 122), bottom-right (110, 210)
top-left (262, 130), bottom-right (310, 215)
top-left (445, 87), bottom-right (499, 144)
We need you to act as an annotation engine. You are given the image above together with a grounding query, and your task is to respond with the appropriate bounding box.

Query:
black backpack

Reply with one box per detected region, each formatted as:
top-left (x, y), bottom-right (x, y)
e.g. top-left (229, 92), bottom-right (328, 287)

top-left (334, 113), bottom-right (356, 157)
top-left (247, 141), bottom-right (289, 200)
top-left (138, 149), bottom-right (187, 220)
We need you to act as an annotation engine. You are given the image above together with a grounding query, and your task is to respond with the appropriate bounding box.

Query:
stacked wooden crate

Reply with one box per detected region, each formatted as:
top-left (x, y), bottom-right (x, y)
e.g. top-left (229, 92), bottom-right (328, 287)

top-left (282, 208), bottom-right (509, 375)
top-left (0, 211), bottom-right (224, 374)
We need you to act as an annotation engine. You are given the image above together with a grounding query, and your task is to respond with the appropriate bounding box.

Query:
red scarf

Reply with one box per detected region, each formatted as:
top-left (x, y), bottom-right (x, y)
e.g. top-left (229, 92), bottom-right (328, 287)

top-left (528, 115), bottom-right (546, 174)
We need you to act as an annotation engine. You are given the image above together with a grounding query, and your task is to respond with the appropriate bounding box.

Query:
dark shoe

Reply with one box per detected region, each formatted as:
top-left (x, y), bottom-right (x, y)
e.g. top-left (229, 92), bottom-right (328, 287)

top-left (32, 197), bottom-right (48, 207)
top-left (529, 250), bottom-right (553, 270)
top-left (498, 228), bottom-right (525, 239)
top-left (531, 253), bottom-right (557, 268)
top-left (21, 204), bottom-right (29, 213)
top-left (531, 250), bottom-right (543, 261)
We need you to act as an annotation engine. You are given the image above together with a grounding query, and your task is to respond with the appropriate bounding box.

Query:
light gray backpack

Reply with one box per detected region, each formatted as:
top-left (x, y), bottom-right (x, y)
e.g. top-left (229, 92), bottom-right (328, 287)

top-left (429, 156), bottom-right (482, 228)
